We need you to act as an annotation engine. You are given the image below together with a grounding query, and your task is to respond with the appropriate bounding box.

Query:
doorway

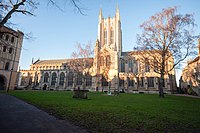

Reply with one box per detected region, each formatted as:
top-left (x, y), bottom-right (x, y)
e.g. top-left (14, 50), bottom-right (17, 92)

top-left (0, 75), bottom-right (6, 90)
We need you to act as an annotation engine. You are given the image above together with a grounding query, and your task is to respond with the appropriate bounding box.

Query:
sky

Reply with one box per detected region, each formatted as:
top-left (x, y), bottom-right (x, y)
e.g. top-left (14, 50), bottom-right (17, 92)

top-left (9, 0), bottom-right (200, 84)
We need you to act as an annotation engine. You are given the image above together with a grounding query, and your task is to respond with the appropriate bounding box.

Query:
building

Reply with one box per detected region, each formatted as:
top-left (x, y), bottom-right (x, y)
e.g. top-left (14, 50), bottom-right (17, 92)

top-left (18, 8), bottom-right (176, 93)
top-left (0, 26), bottom-right (24, 90)
top-left (180, 39), bottom-right (200, 95)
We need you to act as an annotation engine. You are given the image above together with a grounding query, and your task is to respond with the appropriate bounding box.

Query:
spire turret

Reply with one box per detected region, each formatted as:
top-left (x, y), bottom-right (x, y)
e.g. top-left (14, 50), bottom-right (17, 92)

top-left (116, 4), bottom-right (120, 20)
top-left (99, 8), bottom-right (103, 22)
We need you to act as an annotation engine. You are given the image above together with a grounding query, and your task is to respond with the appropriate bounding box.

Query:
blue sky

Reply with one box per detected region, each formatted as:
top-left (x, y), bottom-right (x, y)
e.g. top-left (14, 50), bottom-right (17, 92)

top-left (10, 0), bottom-right (200, 82)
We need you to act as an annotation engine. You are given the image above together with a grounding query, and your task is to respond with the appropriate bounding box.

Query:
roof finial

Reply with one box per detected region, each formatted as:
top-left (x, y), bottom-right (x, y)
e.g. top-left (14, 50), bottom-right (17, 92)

top-left (99, 7), bottom-right (103, 22)
top-left (116, 4), bottom-right (120, 20)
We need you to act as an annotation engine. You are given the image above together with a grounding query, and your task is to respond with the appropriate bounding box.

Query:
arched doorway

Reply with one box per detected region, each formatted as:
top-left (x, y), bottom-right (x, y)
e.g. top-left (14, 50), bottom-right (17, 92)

top-left (0, 75), bottom-right (6, 90)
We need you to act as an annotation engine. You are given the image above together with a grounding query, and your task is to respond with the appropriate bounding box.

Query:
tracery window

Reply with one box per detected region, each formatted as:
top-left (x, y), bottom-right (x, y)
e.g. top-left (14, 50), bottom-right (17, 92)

top-left (86, 75), bottom-right (92, 86)
top-left (110, 27), bottom-right (114, 44)
top-left (44, 73), bottom-right (49, 82)
top-left (147, 77), bottom-right (154, 87)
top-left (102, 76), bottom-right (108, 86)
top-left (59, 72), bottom-right (65, 86)
top-left (106, 55), bottom-right (110, 66)
top-left (51, 72), bottom-right (57, 85)
top-left (104, 29), bottom-right (107, 45)
top-left (76, 73), bottom-right (82, 85)
top-left (68, 72), bottom-right (73, 86)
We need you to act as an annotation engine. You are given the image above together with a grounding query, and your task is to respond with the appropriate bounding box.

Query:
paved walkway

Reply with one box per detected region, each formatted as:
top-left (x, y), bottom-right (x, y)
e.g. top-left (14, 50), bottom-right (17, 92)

top-left (0, 94), bottom-right (88, 133)
top-left (173, 94), bottom-right (200, 98)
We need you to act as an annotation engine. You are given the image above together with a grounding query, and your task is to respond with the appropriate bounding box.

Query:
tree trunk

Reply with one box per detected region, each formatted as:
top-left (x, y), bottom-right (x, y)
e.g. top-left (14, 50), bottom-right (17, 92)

top-left (159, 75), bottom-right (164, 98)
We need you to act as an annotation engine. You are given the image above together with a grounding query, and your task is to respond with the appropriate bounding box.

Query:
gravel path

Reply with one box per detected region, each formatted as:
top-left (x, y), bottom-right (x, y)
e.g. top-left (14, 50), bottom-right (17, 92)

top-left (0, 94), bottom-right (88, 133)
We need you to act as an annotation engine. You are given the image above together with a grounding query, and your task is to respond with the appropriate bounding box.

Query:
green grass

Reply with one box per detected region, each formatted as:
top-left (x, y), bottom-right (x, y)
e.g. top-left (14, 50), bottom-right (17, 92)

top-left (7, 90), bottom-right (200, 132)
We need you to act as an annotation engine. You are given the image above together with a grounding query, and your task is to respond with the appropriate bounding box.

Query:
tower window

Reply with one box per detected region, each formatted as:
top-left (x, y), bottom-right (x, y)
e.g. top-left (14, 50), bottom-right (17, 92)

top-left (11, 37), bottom-right (15, 43)
top-left (104, 29), bottom-right (107, 45)
top-left (110, 28), bottom-right (114, 44)
top-left (9, 48), bottom-right (13, 54)
top-left (5, 62), bottom-right (10, 70)
top-left (106, 55), bottom-right (110, 66)
top-left (5, 35), bottom-right (9, 41)
top-left (3, 46), bottom-right (6, 52)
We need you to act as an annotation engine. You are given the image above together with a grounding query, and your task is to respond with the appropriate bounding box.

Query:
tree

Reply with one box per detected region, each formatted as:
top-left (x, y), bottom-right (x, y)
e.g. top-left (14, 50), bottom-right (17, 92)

top-left (69, 42), bottom-right (93, 90)
top-left (0, 0), bottom-right (84, 27)
top-left (0, 0), bottom-right (38, 27)
top-left (135, 7), bottom-right (200, 97)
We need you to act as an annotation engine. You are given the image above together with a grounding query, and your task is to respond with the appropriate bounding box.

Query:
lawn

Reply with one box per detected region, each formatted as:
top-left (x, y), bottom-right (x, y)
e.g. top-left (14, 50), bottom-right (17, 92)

top-left (8, 91), bottom-right (200, 132)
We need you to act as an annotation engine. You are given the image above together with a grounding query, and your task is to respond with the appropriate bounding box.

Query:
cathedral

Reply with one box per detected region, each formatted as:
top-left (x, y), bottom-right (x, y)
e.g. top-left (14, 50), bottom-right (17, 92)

top-left (18, 8), bottom-right (176, 93)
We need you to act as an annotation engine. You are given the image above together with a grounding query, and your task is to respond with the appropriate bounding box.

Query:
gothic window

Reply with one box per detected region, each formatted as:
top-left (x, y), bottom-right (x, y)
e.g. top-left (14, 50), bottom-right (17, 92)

top-left (5, 62), bottom-right (10, 70)
top-left (145, 63), bottom-right (150, 72)
top-left (86, 75), bottom-right (92, 86)
top-left (8, 48), bottom-right (12, 54)
top-left (147, 77), bottom-right (154, 87)
top-left (138, 77), bottom-right (144, 87)
top-left (68, 72), bottom-right (73, 86)
top-left (119, 78), bottom-right (124, 87)
top-left (102, 76), bottom-right (108, 86)
top-left (59, 72), bottom-right (65, 86)
top-left (121, 61), bottom-right (125, 72)
top-left (76, 73), bottom-right (82, 85)
top-left (110, 27), bottom-right (114, 44)
top-left (3, 46), bottom-right (6, 52)
top-left (128, 60), bottom-right (133, 72)
top-left (51, 72), bottom-right (57, 85)
top-left (100, 56), bottom-right (104, 66)
top-left (128, 78), bottom-right (134, 87)
top-left (106, 55), bottom-right (110, 66)
top-left (104, 29), bottom-right (107, 45)
top-left (44, 73), bottom-right (49, 82)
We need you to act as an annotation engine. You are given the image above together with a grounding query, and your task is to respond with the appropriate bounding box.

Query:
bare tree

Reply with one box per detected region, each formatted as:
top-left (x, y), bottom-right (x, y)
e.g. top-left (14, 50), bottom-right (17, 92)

top-left (135, 6), bottom-right (200, 97)
top-left (0, 0), bottom-right (84, 27)
top-left (69, 42), bottom-right (93, 90)
top-left (0, 0), bottom-right (38, 27)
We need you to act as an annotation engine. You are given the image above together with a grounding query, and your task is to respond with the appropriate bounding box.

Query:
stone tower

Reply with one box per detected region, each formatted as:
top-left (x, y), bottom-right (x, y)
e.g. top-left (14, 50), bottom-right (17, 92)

top-left (93, 7), bottom-right (122, 90)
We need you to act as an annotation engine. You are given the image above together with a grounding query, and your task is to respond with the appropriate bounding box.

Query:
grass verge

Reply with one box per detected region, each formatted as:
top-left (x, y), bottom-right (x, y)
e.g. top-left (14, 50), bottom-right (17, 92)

top-left (7, 90), bottom-right (200, 132)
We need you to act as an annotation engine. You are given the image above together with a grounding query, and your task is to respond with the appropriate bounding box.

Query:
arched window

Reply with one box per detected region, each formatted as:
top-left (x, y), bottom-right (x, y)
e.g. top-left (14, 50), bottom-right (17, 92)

top-left (3, 46), bottom-right (6, 52)
top-left (11, 37), bottom-right (15, 43)
top-left (119, 78), bottom-right (124, 87)
top-left (128, 77), bottom-right (134, 87)
top-left (104, 29), bottom-right (107, 45)
top-left (106, 55), bottom-right (110, 66)
top-left (102, 76), bottom-right (108, 86)
top-left (100, 56), bottom-right (104, 66)
top-left (86, 74), bottom-right (92, 86)
top-left (110, 28), bottom-right (114, 44)
top-left (76, 73), bottom-right (82, 85)
top-left (51, 72), bottom-right (57, 85)
top-left (5, 35), bottom-right (9, 41)
top-left (67, 72), bottom-right (73, 86)
top-left (5, 62), bottom-right (9, 70)
top-left (43, 73), bottom-right (49, 83)
top-left (59, 72), bottom-right (65, 86)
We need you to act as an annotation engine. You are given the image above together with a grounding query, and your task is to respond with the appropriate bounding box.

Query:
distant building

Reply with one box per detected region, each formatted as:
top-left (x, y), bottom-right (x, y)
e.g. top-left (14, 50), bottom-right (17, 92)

top-left (18, 8), bottom-right (176, 93)
top-left (0, 26), bottom-right (24, 90)
top-left (180, 39), bottom-right (200, 95)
